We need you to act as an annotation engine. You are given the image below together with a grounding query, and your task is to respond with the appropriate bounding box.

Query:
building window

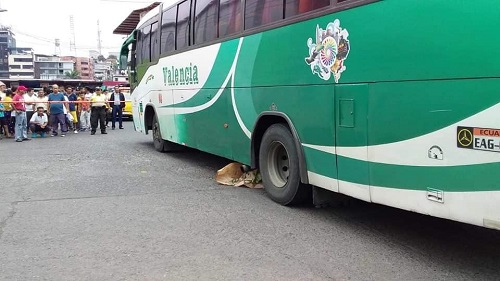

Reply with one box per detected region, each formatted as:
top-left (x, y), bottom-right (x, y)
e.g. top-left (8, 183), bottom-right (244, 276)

top-left (13, 57), bottom-right (33, 63)
top-left (9, 65), bottom-right (20, 69)
top-left (22, 65), bottom-right (33, 69)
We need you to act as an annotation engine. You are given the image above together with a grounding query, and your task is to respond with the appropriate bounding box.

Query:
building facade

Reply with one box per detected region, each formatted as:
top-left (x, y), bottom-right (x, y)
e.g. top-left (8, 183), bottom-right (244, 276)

top-left (9, 48), bottom-right (34, 79)
top-left (61, 56), bottom-right (94, 80)
top-left (34, 54), bottom-right (74, 80)
top-left (94, 61), bottom-right (112, 81)
top-left (0, 27), bottom-right (16, 79)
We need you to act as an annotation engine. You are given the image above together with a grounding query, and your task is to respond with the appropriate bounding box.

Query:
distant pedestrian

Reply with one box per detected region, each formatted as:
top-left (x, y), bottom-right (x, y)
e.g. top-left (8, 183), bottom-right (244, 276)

top-left (90, 87), bottom-right (108, 135)
top-left (34, 89), bottom-right (49, 113)
top-left (12, 85), bottom-right (29, 142)
top-left (47, 84), bottom-right (68, 137)
top-left (66, 86), bottom-right (78, 134)
top-left (109, 86), bottom-right (125, 130)
top-left (3, 89), bottom-right (14, 136)
top-left (103, 89), bottom-right (111, 128)
top-left (24, 87), bottom-right (36, 133)
top-left (1, 89), bottom-right (12, 138)
top-left (78, 90), bottom-right (91, 131)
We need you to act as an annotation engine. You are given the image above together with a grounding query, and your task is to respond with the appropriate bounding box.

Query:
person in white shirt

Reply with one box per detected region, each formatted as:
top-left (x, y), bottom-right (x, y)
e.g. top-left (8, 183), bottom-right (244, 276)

top-left (0, 81), bottom-right (5, 99)
top-left (29, 107), bottom-right (50, 138)
top-left (23, 88), bottom-right (37, 132)
top-left (34, 89), bottom-right (49, 113)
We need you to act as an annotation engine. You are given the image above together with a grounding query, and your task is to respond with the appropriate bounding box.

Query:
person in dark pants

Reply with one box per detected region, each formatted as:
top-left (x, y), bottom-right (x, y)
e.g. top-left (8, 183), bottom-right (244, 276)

top-left (109, 86), bottom-right (125, 130)
top-left (90, 87), bottom-right (108, 135)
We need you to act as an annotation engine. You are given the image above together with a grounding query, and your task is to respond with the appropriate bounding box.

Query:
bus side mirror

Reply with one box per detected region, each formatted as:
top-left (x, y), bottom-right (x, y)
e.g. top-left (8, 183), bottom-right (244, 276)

top-left (120, 55), bottom-right (128, 70)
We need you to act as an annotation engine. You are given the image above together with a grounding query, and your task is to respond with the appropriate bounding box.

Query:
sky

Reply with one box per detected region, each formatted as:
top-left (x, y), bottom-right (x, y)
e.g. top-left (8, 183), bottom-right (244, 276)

top-left (0, 0), bottom-right (156, 57)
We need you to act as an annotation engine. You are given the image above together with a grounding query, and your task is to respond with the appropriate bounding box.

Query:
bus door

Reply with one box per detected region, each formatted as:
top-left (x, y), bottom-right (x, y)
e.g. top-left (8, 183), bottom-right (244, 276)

top-left (335, 84), bottom-right (371, 202)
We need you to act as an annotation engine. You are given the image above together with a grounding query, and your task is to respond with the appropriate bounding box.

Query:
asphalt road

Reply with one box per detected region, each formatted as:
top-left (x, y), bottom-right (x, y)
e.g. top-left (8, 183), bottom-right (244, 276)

top-left (1, 121), bottom-right (500, 281)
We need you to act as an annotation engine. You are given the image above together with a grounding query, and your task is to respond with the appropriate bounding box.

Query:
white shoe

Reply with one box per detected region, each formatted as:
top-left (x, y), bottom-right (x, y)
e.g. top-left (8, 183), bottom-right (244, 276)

top-left (74, 130), bottom-right (78, 134)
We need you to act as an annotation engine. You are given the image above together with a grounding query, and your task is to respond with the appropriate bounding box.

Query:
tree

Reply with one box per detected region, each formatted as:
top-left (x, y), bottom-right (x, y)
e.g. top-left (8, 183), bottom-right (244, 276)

top-left (65, 70), bottom-right (81, 79)
top-left (107, 54), bottom-right (117, 60)
top-left (97, 54), bottom-right (106, 62)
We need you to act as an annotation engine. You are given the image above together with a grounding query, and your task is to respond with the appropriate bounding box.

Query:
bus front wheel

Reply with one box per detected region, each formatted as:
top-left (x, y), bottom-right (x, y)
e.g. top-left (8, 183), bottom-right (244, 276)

top-left (152, 114), bottom-right (167, 152)
top-left (259, 124), bottom-right (308, 205)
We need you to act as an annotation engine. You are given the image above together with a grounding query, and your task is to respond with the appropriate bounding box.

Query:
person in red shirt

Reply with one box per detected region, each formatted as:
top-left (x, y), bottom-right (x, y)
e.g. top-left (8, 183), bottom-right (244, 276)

top-left (12, 85), bottom-right (29, 142)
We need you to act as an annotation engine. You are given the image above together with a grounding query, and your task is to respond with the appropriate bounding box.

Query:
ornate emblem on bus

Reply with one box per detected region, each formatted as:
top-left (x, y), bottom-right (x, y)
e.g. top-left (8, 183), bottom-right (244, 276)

top-left (305, 19), bottom-right (350, 83)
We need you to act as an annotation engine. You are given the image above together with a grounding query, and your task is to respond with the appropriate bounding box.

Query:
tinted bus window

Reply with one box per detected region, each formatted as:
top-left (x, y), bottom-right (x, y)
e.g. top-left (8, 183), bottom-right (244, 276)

top-left (285, 0), bottom-right (330, 18)
top-left (151, 22), bottom-right (159, 61)
top-left (219, 0), bottom-right (241, 38)
top-left (194, 0), bottom-right (218, 44)
top-left (161, 8), bottom-right (176, 53)
top-left (245, 0), bottom-right (284, 29)
top-left (176, 0), bottom-right (191, 50)
top-left (142, 25), bottom-right (151, 62)
top-left (136, 29), bottom-right (143, 64)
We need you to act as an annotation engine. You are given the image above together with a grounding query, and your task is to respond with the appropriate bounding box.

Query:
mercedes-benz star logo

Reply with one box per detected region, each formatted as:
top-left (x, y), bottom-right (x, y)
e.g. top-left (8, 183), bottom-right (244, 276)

top-left (458, 129), bottom-right (473, 146)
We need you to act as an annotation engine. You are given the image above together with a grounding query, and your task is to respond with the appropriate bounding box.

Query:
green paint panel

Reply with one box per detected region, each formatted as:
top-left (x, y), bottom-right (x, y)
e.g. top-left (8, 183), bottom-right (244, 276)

top-left (303, 146), bottom-right (337, 180)
top-left (336, 84), bottom-right (370, 185)
top-left (249, 85), bottom-right (336, 146)
top-left (368, 79), bottom-right (500, 146)
top-left (305, 150), bottom-right (500, 193)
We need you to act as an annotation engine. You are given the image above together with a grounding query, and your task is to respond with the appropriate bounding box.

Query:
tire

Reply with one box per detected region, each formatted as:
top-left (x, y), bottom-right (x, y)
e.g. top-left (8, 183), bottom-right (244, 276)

top-left (152, 114), bottom-right (182, 153)
top-left (259, 123), bottom-right (309, 205)
top-left (152, 114), bottom-right (166, 152)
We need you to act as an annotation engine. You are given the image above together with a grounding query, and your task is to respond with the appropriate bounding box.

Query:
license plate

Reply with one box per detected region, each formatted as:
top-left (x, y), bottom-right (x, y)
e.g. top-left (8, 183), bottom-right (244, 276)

top-left (457, 126), bottom-right (500, 153)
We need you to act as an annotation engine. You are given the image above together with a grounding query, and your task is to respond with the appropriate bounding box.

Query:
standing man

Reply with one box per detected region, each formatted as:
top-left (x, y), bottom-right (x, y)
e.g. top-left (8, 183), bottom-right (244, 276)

top-left (29, 107), bottom-right (50, 138)
top-left (109, 86), bottom-right (125, 130)
top-left (34, 89), bottom-right (49, 113)
top-left (90, 87), bottom-right (108, 135)
top-left (12, 86), bottom-right (29, 142)
top-left (47, 84), bottom-right (68, 137)
top-left (23, 88), bottom-right (36, 133)
top-left (66, 86), bottom-right (78, 134)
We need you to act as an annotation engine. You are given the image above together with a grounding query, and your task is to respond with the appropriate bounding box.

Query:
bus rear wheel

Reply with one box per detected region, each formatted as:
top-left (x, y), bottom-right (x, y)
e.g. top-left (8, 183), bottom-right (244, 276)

top-left (259, 124), bottom-right (308, 205)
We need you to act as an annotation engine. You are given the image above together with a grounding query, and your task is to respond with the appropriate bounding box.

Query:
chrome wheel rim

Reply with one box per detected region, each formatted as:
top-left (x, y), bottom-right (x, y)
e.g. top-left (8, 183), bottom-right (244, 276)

top-left (266, 141), bottom-right (290, 188)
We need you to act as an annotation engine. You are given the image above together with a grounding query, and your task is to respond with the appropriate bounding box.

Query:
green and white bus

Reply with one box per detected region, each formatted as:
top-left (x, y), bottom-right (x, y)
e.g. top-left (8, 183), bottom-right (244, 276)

top-left (117, 0), bottom-right (500, 230)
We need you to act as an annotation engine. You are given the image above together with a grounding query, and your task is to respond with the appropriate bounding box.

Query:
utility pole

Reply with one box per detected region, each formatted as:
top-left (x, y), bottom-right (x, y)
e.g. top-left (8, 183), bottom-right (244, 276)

top-left (69, 15), bottom-right (76, 56)
top-left (97, 20), bottom-right (102, 55)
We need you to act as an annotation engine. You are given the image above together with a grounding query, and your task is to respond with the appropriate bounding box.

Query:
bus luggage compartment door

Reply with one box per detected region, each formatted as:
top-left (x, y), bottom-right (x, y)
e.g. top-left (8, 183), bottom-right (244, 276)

top-left (335, 84), bottom-right (371, 202)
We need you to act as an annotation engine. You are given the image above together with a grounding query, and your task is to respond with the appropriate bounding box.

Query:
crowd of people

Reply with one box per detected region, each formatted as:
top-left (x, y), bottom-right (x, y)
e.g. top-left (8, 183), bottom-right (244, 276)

top-left (0, 82), bottom-right (126, 142)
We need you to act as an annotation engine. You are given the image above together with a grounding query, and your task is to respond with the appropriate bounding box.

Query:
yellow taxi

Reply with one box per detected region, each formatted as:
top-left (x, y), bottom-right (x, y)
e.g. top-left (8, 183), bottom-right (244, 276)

top-left (120, 87), bottom-right (133, 119)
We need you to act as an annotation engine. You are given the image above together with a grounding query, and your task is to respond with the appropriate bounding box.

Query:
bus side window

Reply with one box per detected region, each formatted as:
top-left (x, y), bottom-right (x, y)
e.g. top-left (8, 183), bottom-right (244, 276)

top-left (219, 0), bottom-right (242, 38)
top-left (151, 22), bottom-right (159, 61)
top-left (194, 0), bottom-right (218, 44)
top-left (136, 30), bottom-right (143, 64)
top-left (142, 25), bottom-right (151, 62)
top-left (176, 0), bottom-right (191, 50)
top-left (245, 0), bottom-right (284, 29)
top-left (285, 0), bottom-right (330, 18)
top-left (161, 7), bottom-right (176, 54)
